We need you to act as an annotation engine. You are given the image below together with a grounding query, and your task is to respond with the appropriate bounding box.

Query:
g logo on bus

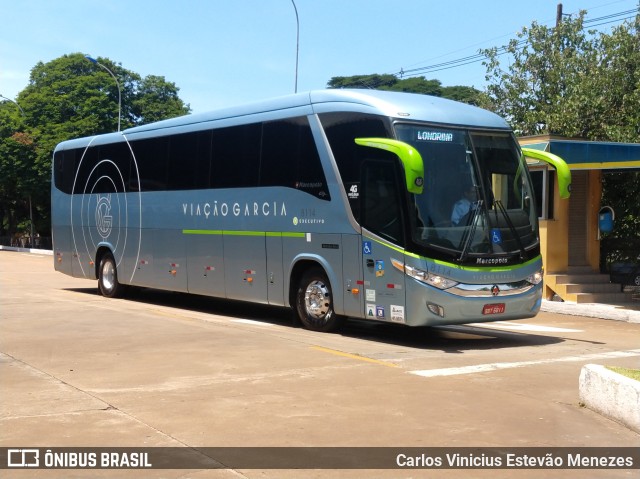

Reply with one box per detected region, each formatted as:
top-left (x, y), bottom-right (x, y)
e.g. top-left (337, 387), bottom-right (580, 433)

top-left (491, 285), bottom-right (500, 296)
top-left (70, 149), bottom-right (142, 283)
top-left (95, 194), bottom-right (113, 239)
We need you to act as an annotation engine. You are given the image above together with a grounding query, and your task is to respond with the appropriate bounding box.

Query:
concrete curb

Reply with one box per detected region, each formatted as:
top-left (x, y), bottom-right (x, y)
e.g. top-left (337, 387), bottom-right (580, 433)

top-left (0, 245), bottom-right (53, 255)
top-left (541, 299), bottom-right (640, 323)
top-left (579, 364), bottom-right (640, 433)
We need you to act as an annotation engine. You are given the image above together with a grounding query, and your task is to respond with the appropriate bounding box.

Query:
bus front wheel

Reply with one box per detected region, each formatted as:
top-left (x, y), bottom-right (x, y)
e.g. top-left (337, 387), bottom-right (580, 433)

top-left (295, 268), bottom-right (343, 332)
top-left (98, 252), bottom-right (124, 298)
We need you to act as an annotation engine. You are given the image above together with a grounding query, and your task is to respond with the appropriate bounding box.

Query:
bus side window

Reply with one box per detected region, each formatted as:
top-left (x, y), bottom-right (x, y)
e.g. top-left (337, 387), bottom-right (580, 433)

top-left (261, 117), bottom-right (329, 200)
top-left (194, 131), bottom-right (213, 190)
top-left (168, 132), bottom-right (199, 190)
top-left (54, 149), bottom-right (78, 194)
top-left (98, 142), bottom-right (132, 193)
top-left (319, 112), bottom-right (394, 221)
top-left (260, 120), bottom-right (298, 188)
top-left (74, 146), bottom-right (99, 193)
top-left (211, 124), bottom-right (261, 189)
top-left (132, 137), bottom-right (169, 191)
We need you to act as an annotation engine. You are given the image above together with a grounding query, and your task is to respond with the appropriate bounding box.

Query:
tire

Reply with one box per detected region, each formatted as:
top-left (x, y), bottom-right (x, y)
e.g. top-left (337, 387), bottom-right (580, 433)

top-left (98, 252), bottom-right (124, 298)
top-left (295, 268), bottom-right (343, 332)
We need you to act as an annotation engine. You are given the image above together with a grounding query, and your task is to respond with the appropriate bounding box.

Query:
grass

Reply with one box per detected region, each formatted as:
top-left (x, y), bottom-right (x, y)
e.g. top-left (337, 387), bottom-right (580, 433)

top-left (606, 366), bottom-right (640, 381)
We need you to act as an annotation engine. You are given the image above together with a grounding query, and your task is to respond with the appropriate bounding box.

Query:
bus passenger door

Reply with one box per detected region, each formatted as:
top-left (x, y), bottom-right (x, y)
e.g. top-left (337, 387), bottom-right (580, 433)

top-left (223, 233), bottom-right (268, 304)
top-left (360, 160), bottom-right (407, 325)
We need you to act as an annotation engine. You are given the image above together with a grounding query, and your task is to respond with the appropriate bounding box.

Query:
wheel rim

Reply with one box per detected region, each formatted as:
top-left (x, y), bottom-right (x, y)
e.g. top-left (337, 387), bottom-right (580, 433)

top-left (304, 279), bottom-right (330, 319)
top-left (101, 260), bottom-right (115, 291)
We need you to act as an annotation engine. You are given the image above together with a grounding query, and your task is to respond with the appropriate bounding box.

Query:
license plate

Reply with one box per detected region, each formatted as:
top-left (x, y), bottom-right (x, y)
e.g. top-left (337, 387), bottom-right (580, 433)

top-left (482, 303), bottom-right (505, 315)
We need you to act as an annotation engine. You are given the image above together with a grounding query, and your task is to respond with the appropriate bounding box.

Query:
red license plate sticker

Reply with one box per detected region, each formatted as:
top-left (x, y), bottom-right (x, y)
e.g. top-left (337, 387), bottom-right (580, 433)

top-left (482, 303), bottom-right (505, 315)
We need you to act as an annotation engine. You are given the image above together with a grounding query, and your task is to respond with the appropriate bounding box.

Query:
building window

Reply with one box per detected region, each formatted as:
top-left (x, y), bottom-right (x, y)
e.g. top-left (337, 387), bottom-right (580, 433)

top-left (530, 168), bottom-right (555, 219)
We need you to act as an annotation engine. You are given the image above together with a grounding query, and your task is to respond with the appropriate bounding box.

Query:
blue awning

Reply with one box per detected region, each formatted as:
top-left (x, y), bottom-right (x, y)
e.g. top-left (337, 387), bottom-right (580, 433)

top-left (519, 138), bottom-right (640, 170)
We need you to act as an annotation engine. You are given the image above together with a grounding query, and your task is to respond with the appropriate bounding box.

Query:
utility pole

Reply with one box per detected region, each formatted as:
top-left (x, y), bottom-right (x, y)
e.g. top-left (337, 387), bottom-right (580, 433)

top-left (556, 3), bottom-right (563, 27)
top-left (291, 0), bottom-right (299, 94)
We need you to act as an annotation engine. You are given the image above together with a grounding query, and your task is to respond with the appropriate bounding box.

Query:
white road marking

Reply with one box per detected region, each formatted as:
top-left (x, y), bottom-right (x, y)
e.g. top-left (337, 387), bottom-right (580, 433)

top-left (470, 321), bottom-right (583, 333)
top-left (409, 349), bottom-right (640, 378)
top-left (231, 319), bottom-right (275, 327)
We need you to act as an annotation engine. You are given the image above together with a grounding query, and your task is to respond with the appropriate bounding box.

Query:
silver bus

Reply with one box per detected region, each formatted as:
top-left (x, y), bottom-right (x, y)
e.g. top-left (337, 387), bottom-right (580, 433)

top-left (52, 89), bottom-right (570, 331)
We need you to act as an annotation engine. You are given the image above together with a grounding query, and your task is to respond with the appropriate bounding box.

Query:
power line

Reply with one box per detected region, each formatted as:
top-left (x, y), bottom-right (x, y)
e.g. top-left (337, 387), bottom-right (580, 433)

top-left (586, 14), bottom-right (636, 28)
top-left (394, 7), bottom-right (637, 80)
top-left (397, 39), bottom-right (527, 79)
top-left (583, 8), bottom-right (638, 23)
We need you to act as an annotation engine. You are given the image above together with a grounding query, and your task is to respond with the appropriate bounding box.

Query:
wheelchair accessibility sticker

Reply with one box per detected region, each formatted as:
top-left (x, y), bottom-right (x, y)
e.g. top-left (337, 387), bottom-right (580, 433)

top-left (491, 228), bottom-right (502, 244)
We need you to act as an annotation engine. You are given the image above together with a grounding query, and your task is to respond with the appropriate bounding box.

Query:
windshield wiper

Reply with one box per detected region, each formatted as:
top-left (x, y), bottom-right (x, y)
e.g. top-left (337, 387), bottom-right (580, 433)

top-left (494, 200), bottom-right (526, 259)
top-left (458, 200), bottom-right (483, 263)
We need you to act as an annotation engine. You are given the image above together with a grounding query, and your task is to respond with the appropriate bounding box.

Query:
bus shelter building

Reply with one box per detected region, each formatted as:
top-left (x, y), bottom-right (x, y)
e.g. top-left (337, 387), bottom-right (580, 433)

top-left (519, 136), bottom-right (640, 303)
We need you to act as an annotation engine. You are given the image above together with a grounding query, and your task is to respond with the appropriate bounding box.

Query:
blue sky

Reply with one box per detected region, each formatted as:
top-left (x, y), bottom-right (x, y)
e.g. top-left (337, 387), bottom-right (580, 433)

top-left (1, 0), bottom-right (637, 113)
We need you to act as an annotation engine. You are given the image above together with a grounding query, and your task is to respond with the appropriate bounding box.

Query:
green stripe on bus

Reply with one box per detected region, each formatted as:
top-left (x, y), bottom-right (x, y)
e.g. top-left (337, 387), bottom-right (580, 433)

top-left (429, 255), bottom-right (542, 272)
top-left (182, 229), bottom-right (223, 235)
top-left (222, 230), bottom-right (265, 237)
top-left (364, 235), bottom-right (541, 272)
top-left (182, 229), bottom-right (305, 238)
top-left (271, 232), bottom-right (307, 238)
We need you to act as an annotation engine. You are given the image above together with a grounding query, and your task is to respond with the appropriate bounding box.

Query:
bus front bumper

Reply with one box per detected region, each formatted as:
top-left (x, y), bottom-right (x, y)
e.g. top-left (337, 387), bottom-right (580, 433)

top-left (405, 281), bottom-right (543, 327)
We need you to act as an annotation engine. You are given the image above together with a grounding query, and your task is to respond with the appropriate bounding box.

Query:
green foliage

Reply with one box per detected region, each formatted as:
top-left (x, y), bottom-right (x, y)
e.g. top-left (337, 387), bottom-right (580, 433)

top-left (327, 74), bottom-right (483, 105)
top-left (0, 53), bottom-right (191, 241)
top-left (439, 85), bottom-right (485, 106)
top-left (481, 11), bottom-right (640, 141)
top-left (131, 75), bottom-right (190, 124)
top-left (481, 12), bottom-right (593, 136)
top-left (0, 106), bottom-right (37, 241)
top-left (328, 74), bottom-right (397, 90)
top-left (600, 170), bottom-right (640, 263)
top-left (481, 12), bottom-right (640, 244)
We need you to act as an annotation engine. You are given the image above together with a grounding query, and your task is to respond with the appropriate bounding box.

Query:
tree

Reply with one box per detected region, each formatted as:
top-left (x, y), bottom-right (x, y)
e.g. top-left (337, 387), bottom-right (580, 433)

top-left (131, 75), bottom-right (190, 124)
top-left (439, 85), bottom-right (485, 105)
top-left (0, 53), bottom-right (191, 243)
top-left (480, 11), bottom-right (639, 141)
top-left (481, 11), bottom-right (640, 256)
top-left (581, 15), bottom-right (640, 143)
top-left (0, 105), bottom-right (36, 241)
top-left (481, 12), bottom-right (594, 136)
top-left (328, 74), bottom-right (398, 90)
top-left (389, 77), bottom-right (444, 96)
top-left (327, 74), bottom-right (483, 105)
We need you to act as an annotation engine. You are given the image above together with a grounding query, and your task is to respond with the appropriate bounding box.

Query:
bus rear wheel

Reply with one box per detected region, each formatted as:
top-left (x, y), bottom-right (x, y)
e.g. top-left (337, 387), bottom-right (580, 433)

top-left (98, 252), bottom-right (124, 298)
top-left (295, 268), bottom-right (343, 332)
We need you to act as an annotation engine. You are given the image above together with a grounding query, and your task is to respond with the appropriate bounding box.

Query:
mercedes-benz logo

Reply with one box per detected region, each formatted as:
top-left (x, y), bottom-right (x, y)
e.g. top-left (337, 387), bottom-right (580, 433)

top-left (491, 285), bottom-right (500, 296)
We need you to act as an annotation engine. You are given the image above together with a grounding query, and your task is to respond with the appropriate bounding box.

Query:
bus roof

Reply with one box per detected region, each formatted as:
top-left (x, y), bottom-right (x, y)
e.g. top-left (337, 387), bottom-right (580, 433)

top-left (123, 89), bottom-right (510, 135)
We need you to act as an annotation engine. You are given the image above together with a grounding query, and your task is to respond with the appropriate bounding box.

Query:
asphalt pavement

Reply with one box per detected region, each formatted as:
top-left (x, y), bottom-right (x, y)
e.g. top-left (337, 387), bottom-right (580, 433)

top-left (2, 247), bottom-right (639, 478)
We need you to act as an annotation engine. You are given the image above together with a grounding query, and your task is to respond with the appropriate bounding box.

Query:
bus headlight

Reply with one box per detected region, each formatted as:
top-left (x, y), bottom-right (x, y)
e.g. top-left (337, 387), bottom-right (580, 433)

top-left (526, 270), bottom-right (543, 285)
top-left (424, 272), bottom-right (459, 290)
top-left (391, 259), bottom-right (458, 290)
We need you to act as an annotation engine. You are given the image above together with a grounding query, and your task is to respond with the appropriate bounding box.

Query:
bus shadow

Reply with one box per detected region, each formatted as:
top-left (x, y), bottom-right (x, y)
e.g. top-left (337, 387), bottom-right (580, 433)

top-left (65, 286), bottom-right (294, 326)
top-left (340, 319), bottom-right (565, 352)
top-left (64, 287), bottom-right (565, 352)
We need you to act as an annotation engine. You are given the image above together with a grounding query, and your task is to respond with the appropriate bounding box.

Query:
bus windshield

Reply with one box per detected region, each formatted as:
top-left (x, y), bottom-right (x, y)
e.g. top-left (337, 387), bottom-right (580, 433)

top-left (395, 124), bottom-right (538, 263)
